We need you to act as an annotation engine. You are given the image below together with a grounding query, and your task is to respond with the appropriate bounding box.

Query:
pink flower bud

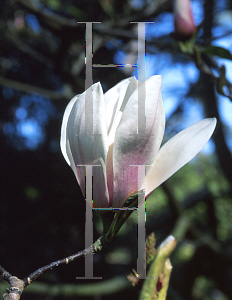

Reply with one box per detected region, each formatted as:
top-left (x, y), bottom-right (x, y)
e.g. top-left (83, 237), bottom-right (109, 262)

top-left (174, 0), bottom-right (196, 39)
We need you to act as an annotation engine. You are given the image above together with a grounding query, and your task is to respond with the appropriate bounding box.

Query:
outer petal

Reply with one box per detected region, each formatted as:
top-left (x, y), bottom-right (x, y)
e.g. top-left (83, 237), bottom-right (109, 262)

top-left (104, 77), bottom-right (138, 144)
top-left (112, 75), bottom-right (165, 207)
top-left (145, 118), bottom-right (217, 197)
top-left (60, 95), bottom-right (78, 166)
top-left (65, 83), bottom-right (109, 207)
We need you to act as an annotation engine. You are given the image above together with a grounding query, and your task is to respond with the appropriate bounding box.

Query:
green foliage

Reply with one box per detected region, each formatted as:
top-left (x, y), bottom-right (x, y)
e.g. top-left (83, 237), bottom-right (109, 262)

top-left (65, 5), bottom-right (85, 18)
top-left (215, 197), bottom-right (232, 241)
top-left (201, 46), bottom-right (232, 60)
top-left (193, 276), bottom-right (229, 300)
top-left (43, 0), bottom-right (62, 10)
top-left (146, 188), bottom-right (169, 215)
top-left (24, 186), bottom-right (40, 201)
top-left (175, 241), bottom-right (196, 263)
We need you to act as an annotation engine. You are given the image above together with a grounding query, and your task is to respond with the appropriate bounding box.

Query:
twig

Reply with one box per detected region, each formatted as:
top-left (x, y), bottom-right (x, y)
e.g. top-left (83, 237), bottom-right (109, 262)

top-left (195, 50), bottom-right (232, 101)
top-left (9, 34), bottom-right (53, 68)
top-left (0, 76), bottom-right (74, 100)
top-left (15, 0), bottom-right (171, 31)
top-left (0, 266), bottom-right (12, 284)
top-left (139, 236), bottom-right (177, 300)
top-left (1, 237), bottom-right (104, 299)
top-left (23, 244), bottom-right (95, 286)
top-left (203, 31), bottom-right (232, 46)
top-left (157, 259), bottom-right (172, 300)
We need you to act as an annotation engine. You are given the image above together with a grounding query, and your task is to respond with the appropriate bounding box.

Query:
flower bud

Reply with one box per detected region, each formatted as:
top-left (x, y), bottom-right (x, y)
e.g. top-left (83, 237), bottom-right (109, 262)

top-left (173, 0), bottom-right (196, 40)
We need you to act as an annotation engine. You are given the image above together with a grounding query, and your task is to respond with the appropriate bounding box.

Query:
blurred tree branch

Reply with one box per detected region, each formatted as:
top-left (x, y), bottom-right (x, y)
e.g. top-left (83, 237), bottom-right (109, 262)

top-left (15, 0), bottom-right (172, 29)
top-left (0, 276), bottom-right (130, 298)
top-left (0, 76), bottom-right (73, 100)
top-left (201, 0), bottom-right (232, 184)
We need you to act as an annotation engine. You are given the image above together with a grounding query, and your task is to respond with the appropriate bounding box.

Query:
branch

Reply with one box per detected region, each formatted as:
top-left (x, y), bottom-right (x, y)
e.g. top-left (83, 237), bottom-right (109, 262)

top-left (71, 35), bottom-right (104, 76)
top-left (198, 53), bottom-right (232, 101)
top-left (139, 236), bottom-right (177, 300)
top-left (198, 70), bottom-right (232, 185)
top-left (0, 266), bottom-right (12, 284)
top-left (15, 0), bottom-right (171, 31)
top-left (0, 237), bottom-right (104, 299)
top-left (0, 76), bottom-right (74, 100)
top-left (15, 0), bottom-right (77, 30)
top-left (23, 244), bottom-right (96, 286)
top-left (8, 34), bottom-right (53, 68)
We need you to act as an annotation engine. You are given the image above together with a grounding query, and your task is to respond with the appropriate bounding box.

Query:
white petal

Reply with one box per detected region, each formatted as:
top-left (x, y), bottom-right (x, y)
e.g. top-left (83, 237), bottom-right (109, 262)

top-left (104, 77), bottom-right (138, 140)
top-left (112, 75), bottom-right (165, 207)
top-left (145, 118), bottom-right (217, 197)
top-left (66, 83), bottom-right (110, 207)
top-left (60, 95), bottom-right (78, 166)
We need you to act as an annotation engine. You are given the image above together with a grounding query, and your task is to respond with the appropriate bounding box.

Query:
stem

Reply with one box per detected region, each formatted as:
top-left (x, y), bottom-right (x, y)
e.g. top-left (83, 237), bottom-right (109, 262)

top-left (105, 195), bottom-right (138, 243)
top-left (157, 259), bottom-right (172, 300)
top-left (1, 236), bottom-right (105, 300)
top-left (139, 236), bottom-right (176, 300)
top-left (23, 238), bottom-right (104, 286)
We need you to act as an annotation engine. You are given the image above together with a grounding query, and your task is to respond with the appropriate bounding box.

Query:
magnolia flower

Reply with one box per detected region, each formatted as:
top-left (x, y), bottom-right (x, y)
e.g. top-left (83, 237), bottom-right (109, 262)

top-left (61, 76), bottom-right (216, 209)
top-left (173, 0), bottom-right (196, 39)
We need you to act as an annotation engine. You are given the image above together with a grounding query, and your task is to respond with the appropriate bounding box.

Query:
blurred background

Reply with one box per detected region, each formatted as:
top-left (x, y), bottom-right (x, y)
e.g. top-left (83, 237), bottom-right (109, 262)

top-left (0, 0), bottom-right (232, 299)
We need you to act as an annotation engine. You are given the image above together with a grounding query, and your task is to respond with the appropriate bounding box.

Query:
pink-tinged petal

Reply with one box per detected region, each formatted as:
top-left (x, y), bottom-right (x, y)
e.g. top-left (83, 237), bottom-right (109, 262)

top-left (174, 0), bottom-right (196, 39)
top-left (106, 143), bottom-right (114, 206)
top-left (145, 118), bottom-right (217, 197)
top-left (66, 83), bottom-right (109, 208)
top-left (112, 75), bottom-right (165, 207)
top-left (104, 77), bottom-right (138, 141)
